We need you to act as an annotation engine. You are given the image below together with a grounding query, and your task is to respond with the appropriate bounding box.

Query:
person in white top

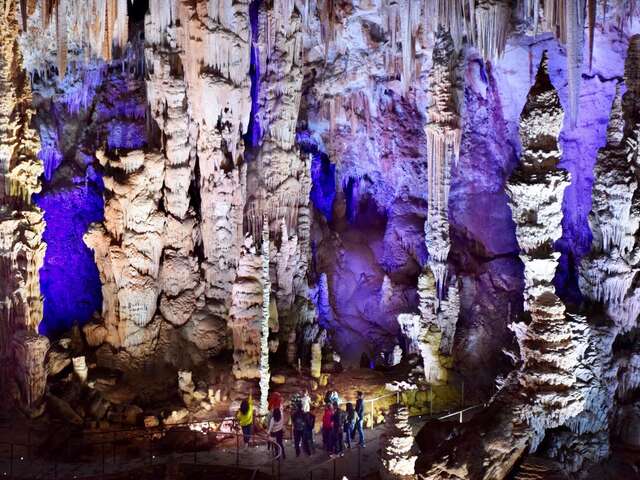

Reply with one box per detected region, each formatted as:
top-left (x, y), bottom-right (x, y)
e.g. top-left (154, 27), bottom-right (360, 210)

top-left (268, 407), bottom-right (286, 459)
top-left (301, 390), bottom-right (311, 413)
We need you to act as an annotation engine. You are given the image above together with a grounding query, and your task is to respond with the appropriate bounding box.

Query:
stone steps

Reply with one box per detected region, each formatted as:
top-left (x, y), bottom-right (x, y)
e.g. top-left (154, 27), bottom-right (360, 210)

top-left (511, 456), bottom-right (569, 480)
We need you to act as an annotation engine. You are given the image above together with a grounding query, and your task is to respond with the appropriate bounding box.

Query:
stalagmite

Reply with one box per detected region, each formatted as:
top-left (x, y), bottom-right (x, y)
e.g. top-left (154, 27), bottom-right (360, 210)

top-left (311, 342), bottom-right (322, 379)
top-left (419, 53), bottom-right (584, 480)
top-left (259, 216), bottom-right (271, 414)
top-left (84, 150), bottom-right (166, 354)
top-left (380, 403), bottom-right (417, 480)
top-left (11, 332), bottom-right (49, 416)
top-left (72, 356), bottom-right (88, 383)
top-left (229, 235), bottom-right (265, 380)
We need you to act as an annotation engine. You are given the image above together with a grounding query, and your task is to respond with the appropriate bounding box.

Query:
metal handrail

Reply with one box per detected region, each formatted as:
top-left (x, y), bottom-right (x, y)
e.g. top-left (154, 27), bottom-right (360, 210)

top-left (0, 426), bottom-right (283, 480)
top-left (305, 400), bottom-right (487, 480)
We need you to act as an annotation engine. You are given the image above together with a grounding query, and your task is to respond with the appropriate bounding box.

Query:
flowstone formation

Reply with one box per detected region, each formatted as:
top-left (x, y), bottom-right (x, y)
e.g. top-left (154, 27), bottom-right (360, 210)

top-left (573, 35), bottom-right (640, 464)
top-left (5, 1), bottom-right (640, 476)
top-left (0, 0), bottom-right (47, 415)
top-left (580, 36), bottom-right (640, 333)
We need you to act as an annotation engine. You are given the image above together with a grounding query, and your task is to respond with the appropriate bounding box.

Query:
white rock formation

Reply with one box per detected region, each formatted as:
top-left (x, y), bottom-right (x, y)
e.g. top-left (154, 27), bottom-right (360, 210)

top-left (84, 150), bottom-right (166, 354)
top-left (419, 52), bottom-right (585, 479)
top-left (424, 27), bottom-right (461, 294)
top-left (0, 0), bottom-right (47, 414)
top-left (72, 356), bottom-right (88, 383)
top-left (580, 36), bottom-right (640, 332)
top-left (380, 403), bottom-right (417, 480)
top-left (259, 216), bottom-right (271, 414)
top-left (229, 235), bottom-right (264, 380)
top-left (11, 332), bottom-right (49, 415)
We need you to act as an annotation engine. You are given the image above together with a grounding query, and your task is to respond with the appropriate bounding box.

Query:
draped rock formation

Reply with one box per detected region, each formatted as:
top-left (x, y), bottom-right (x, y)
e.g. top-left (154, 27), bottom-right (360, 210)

top-left (84, 150), bottom-right (165, 356)
top-left (0, 0), bottom-right (47, 414)
top-left (580, 36), bottom-right (640, 332)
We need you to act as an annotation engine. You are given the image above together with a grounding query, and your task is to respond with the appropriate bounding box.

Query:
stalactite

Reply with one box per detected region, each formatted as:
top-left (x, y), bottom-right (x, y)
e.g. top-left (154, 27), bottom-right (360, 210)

top-left (566, 0), bottom-right (585, 127)
top-left (474, 0), bottom-right (511, 61)
top-left (424, 27), bottom-right (460, 296)
top-left (588, 0), bottom-right (596, 70)
top-left (55, 0), bottom-right (67, 77)
top-left (114, 0), bottom-right (128, 50)
top-left (580, 37), bottom-right (640, 332)
top-left (425, 0), bottom-right (474, 50)
top-left (539, 0), bottom-right (586, 127)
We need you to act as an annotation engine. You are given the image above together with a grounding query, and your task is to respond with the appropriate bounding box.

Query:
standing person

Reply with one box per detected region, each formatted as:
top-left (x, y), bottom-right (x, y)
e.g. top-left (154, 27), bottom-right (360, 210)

top-left (292, 403), bottom-right (307, 457)
top-left (301, 389), bottom-right (311, 413)
top-left (303, 409), bottom-right (316, 455)
top-left (236, 393), bottom-right (254, 446)
top-left (267, 407), bottom-right (286, 459)
top-left (355, 391), bottom-right (365, 447)
top-left (344, 402), bottom-right (359, 449)
top-left (331, 401), bottom-right (345, 457)
top-left (322, 403), bottom-right (334, 453)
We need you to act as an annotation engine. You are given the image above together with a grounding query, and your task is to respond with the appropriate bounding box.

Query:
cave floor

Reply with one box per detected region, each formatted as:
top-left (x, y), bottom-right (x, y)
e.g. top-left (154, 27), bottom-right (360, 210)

top-left (1, 363), bottom-right (443, 479)
top-left (0, 413), bottom-right (428, 479)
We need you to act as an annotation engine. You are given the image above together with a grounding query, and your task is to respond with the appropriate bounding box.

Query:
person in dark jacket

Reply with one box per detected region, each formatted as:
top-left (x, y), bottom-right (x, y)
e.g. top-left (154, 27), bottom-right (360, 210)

top-left (331, 401), bottom-right (345, 457)
top-left (292, 404), bottom-right (307, 457)
top-left (322, 403), bottom-right (334, 453)
top-left (303, 410), bottom-right (316, 455)
top-left (344, 402), bottom-right (359, 449)
top-left (355, 391), bottom-right (365, 447)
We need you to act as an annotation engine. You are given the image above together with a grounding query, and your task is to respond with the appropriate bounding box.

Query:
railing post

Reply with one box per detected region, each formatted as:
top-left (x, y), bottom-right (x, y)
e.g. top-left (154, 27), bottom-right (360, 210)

top-left (358, 444), bottom-right (362, 479)
top-left (236, 432), bottom-right (240, 466)
top-left (102, 442), bottom-right (105, 478)
top-left (369, 399), bottom-right (374, 430)
top-left (459, 410), bottom-right (463, 424)
top-left (332, 456), bottom-right (337, 480)
top-left (9, 443), bottom-right (13, 478)
top-left (193, 429), bottom-right (197, 464)
top-left (429, 384), bottom-right (433, 416)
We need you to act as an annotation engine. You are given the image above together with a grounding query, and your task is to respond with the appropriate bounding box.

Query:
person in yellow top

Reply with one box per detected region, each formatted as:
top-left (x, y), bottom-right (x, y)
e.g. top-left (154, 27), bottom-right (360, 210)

top-left (236, 393), bottom-right (254, 446)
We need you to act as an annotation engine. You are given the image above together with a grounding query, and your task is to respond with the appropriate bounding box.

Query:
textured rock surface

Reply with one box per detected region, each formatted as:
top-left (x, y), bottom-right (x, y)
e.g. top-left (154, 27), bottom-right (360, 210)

top-left (417, 53), bottom-right (579, 479)
top-left (380, 403), bottom-right (417, 480)
top-left (0, 0), bottom-right (47, 413)
top-left (5, 2), bottom-right (640, 476)
top-left (84, 150), bottom-right (165, 354)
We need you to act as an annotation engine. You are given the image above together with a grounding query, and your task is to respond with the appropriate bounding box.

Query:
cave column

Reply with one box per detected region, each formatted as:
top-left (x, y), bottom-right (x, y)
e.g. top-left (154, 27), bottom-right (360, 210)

top-left (0, 0), bottom-right (47, 414)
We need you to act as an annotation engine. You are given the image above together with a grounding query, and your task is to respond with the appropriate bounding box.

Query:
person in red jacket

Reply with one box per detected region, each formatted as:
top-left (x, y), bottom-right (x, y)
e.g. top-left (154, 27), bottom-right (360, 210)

top-left (321, 402), bottom-right (334, 454)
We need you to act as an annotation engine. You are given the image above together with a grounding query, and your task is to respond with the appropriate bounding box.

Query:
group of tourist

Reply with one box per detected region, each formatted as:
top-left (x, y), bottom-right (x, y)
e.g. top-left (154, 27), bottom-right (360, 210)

top-left (321, 391), bottom-right (366, 458)
top-left (235, 389), bottom-right (366, 461)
